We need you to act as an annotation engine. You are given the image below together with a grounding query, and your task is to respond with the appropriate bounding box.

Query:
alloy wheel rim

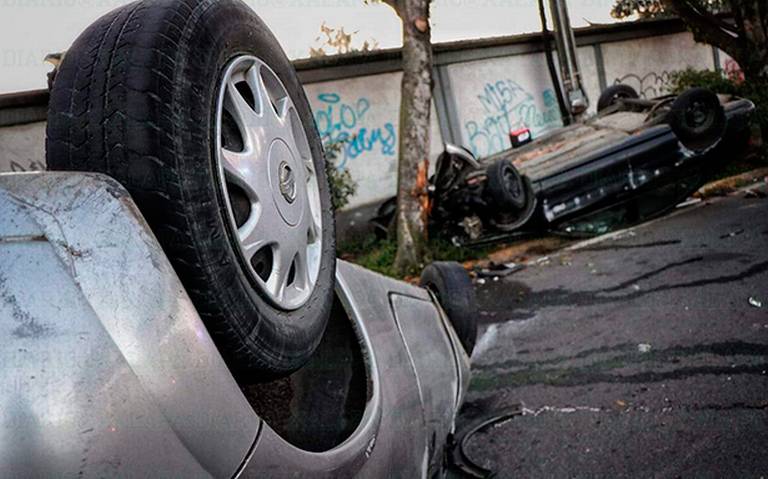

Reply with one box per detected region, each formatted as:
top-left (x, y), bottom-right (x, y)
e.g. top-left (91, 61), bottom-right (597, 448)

top-left (214, 55), bottom-right (323, 310)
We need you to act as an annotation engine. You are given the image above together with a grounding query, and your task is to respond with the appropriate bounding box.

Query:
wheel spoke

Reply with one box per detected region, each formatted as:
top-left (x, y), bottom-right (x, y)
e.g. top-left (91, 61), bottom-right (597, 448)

top-left (286, 106), bottom-right (312, 162)
top-left (255, 64), bottom-right (291, 125)
top-left (304, 158), bottom-right (315, 181)
top-left (273, 97), bottom-right (289, 122)
top-left (237, 194), bottom-right (285, 256)
top-left (220, 148), bottom-right (250, 185)
top-left (309, 215), bottom-right (321, 243)
top-left (244, 65), bottom-right (267, 117)
top-left (220, 147), bottom-right (270, 201)
top-left (267, 243), bottom-right (296, 302)
top-left (238, 213), bottom-right (267, 257)
top-left (293, 244), bottom-right (311, 290)
top-left (224, 80), bottom-right (257, 132)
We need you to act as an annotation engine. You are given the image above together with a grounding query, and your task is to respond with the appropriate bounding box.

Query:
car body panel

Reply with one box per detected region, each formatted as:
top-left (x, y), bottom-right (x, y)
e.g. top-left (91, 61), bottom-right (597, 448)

top-left (484, 98), bottom-right (755, 225)
top-left (0, 172), bottom-right (470, 478)
top-left (0, 172), bottom-right (258, 478)
top-left (240, 263), bottom-right (470, 478)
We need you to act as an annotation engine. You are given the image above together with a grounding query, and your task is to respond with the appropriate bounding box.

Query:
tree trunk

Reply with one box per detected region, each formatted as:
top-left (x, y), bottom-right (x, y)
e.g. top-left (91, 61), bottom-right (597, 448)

top-left (391, 0), bottom-right (433, 275)
top-left (741, 72), bottom-right (768, 146)
top-left (724, 1), bottom-right (768, 143)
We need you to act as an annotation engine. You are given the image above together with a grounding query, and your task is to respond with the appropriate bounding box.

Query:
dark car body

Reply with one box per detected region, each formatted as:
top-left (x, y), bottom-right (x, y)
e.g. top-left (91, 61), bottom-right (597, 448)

top-left (491, 97), bottom-right (754, 230)
top-left (407, 94), bottom-right (755, 244)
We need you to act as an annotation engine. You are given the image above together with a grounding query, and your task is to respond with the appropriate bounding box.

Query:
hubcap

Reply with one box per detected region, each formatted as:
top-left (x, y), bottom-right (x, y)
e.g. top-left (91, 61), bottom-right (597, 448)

top-left (503, 165), bottom-right (522, 200)
top-left (279, 162), bottom-right (296, 203)
top-left (214, 55), bottom-right (323, 310)
top-left (686, 100), bottom-right (711, 131)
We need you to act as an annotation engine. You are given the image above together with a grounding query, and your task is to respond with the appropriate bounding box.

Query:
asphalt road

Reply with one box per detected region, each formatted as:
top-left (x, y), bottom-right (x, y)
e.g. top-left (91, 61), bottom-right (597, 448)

top-left (456, 185), bottom-right (768, 478)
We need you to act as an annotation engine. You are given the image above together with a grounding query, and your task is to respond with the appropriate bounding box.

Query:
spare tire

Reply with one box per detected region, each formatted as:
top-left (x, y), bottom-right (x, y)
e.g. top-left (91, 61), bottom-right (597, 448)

top-left (486, 159), bottom-right (527, 210)
top-left (667, 87), bottom-right (726, 152)
top-left (420, 262), bottom-right (478, 355)
top-left (46, 0), bottom-right (335, 379)
top-left (597, 84), bottom-right (639, 112)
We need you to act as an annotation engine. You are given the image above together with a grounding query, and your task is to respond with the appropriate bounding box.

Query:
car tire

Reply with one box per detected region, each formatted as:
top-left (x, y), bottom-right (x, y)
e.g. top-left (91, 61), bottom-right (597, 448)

top-left (46, 0), bottom-right (335, 379)
top-left (420, 262), bottom-right (478, 355)
top-left (370, 196), bottom-right (397, 240)
top-left (486, 159), bottom-right (527, 210)
top-left (667, 87), bottom-right (726, 152)
top-left (491, 175), bottom-right (538, 232)
top-left (597, 84), bottom-right (639, 112)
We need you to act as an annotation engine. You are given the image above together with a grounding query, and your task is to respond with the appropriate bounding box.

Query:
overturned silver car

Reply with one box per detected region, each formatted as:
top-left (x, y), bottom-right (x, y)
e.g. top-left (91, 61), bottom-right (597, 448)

top-left (1, 0), bottom-right (474, 475)
top-left (0, 172), bottom-right (471, 477)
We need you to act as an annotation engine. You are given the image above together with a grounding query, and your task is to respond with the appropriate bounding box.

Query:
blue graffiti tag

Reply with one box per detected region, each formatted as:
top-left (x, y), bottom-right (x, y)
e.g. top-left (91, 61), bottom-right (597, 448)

top-left (463, 79), bottom-right (562, 157)
top-left (314, 93), bottom-right (397, 169)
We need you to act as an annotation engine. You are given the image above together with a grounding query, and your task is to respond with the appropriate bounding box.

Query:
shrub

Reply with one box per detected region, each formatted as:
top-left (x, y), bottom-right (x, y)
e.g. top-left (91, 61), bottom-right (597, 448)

top-left (323, 141), bottom-right (357, 211)
top-left (668, 68), bottom-right (737, 95)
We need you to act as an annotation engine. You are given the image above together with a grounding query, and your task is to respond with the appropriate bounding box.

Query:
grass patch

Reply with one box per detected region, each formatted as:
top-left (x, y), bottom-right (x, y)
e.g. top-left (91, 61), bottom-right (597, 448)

top-left (338, 235), bottom-right (495, 279)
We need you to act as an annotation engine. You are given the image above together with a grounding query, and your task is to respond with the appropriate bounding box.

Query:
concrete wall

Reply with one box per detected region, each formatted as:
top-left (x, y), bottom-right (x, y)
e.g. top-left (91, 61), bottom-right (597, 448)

top-left (440, 45), bottom-right (602, 159)
top-left (0, 18), bottom-right (730, 213)
top-left (446, 53), bottom-right (564, 158)
top-left (304, 72), bottom-right (444, 206)
top-left (601, 32), bottom-right (716, 98)
top-left (0, 122), bottom-right (45, 173)
top-left (300, 26), bottom-right (721, 206)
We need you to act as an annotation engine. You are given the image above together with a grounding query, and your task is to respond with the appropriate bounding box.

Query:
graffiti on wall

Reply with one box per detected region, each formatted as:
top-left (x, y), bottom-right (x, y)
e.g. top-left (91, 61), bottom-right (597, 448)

top-left (2, 159), bottom-right (44, 172)
top-left (313, 92), bottom-right (397, 169)
top-left (613, 71), bottom-right (672, 98)
top-left (463, 79), bottom-right (561, 158)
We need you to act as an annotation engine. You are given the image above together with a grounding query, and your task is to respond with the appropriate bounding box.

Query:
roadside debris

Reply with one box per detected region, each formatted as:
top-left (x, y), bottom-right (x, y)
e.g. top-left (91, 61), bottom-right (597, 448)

top-left (675, 197), bottom-right (703, 209)
top-left (748, 296), bottom-right (763, 308)
top-left (522, 405), bottom-right (602, 416)
top-left (743, 188), bottom-right (767, 199)
top-left (696, 167), bottom-right (768, 198)
top-left (637, 343), bottom-right (652, 353)
top-left (448, 405), bottom-right (524, 478)
top-left (475, 262), bottom-right (525, 278)
top-left (720, 228), bottom-right (745, 239)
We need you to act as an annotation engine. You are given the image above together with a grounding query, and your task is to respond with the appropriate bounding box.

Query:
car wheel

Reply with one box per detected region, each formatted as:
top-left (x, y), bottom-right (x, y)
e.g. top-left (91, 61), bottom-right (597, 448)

top-left (420, 262), bottom-right (478, 355)
top-left (46, 0), bottom-right (335, 378)
top-left (491, 175), bottom-right (538, 232)
top-left (486, 159), bottom-right (527, 210)
top-left (370, 196), bottom-right (397, 240)
top-left (667, 87), bottom-right (726, 152)
top-left (597, 84), bottom-right (639, 112)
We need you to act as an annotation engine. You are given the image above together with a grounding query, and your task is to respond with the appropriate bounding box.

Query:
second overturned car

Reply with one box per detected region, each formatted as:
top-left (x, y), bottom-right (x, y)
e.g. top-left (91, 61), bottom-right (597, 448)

top-left (373, 86), bottom-right (755, 244)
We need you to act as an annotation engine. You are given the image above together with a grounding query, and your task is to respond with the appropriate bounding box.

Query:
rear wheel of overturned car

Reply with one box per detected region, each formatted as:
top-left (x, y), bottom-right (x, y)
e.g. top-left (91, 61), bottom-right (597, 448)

top-left (420, 262), bottom-right (478, 355)
top-left (667, 87), bottom-right (726, 153)
top-left (46, 0), bottom-right (335, 378)
top-left (486, 159), bottom-right (527, 210)
top-left (597, 84), bottom-right (639, 112)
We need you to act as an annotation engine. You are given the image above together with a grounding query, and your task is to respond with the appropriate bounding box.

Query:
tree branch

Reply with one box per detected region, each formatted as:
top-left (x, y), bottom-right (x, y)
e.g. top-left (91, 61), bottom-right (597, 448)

top-left (380, 0), bottom-right (402, 17)
top-left (663, 0), bottom-right (742, 59)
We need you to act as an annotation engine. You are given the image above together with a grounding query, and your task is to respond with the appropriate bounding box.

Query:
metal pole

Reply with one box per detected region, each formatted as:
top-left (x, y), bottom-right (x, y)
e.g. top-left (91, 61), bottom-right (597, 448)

top-left (548, 0), bottom-right (589, 118)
